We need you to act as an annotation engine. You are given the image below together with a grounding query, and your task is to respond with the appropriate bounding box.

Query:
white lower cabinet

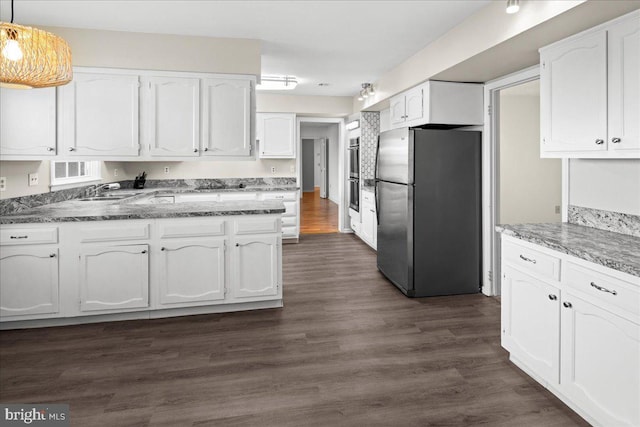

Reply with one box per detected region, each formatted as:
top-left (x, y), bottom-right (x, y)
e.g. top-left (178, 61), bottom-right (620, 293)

top-left (501, 266), bottom-right (560, 385)
top-left (0, 247), bottom-right (59, 318)
top-left (79, 244), bottom-right (150, 312)
top-left (232, 235), bottom-right (280, 299)
top-left (0, 215), bottom-right (282, 327)
top-left (356, 189), bottom-right (377, 250)
top-left (501, 235), bottom-right (640, 427)
top-left (560, 292), bottom-right (640, 427)
top-left (158, 239), bottom-right (226, 307)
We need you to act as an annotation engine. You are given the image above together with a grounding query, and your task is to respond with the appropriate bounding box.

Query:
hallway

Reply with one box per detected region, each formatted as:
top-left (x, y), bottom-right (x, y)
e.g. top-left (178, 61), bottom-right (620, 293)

top-left (300, 187), bottom-right (339, 234)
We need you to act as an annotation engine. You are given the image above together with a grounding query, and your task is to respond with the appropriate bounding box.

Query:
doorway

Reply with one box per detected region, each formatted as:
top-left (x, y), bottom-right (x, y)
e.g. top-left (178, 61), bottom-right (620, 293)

top-left (299, 123), bottom-right (340, 234)
top-left (483, 67), bottom-right (567, 296)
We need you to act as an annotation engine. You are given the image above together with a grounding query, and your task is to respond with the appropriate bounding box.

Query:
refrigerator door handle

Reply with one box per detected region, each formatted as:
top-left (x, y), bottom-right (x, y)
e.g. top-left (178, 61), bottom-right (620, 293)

top-left (374, 181), bottom-right (380, 224)
top-left (374, 135), bottom-right (381, 181)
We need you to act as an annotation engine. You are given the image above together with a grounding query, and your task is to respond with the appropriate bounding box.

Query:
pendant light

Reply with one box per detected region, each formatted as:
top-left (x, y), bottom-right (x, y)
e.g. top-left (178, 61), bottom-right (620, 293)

top-left (0, 0), bottom-right (72, 89)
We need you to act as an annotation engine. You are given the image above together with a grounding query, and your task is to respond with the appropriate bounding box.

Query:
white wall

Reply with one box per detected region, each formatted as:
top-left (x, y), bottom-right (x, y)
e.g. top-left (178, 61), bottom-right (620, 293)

top-left (300, 124), bottom-right (339, 203)
top-left (313, 140), bottom-right (322, 186)
top-left (41, 26), bottom-right (260, 75)
top-left (0, 161), bottom-right (129, 199)
top-left (121, 160), bottom-right (295, 180)
top-left (569, 159), bottom-right (640, 215)
top-left (499, 84), bottom-right (562, 224)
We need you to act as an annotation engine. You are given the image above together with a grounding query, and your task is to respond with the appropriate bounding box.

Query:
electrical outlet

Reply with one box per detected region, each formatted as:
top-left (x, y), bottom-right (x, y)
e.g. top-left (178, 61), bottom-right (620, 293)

top-left (114, 169), bottom-right (118, 177)
top-left (164, 166), bottom-right (170, 174)
top-left (555, 205), bottom-right (561, 214)
top-left (271, 167), bottom-right (276, 174)
top-left (28, 173), bottom-right (39, 186)
top-left (0, 177), bottom-right (6, 192)
top-left (290, 165), bottom-right (295, 173)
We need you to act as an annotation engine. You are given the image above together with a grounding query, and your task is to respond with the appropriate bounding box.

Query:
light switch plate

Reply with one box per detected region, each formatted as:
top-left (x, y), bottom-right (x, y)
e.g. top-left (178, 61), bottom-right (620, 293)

top-left (0, 177), bottom-right (6, 192)
top-left (28, 173), bottom-right (39, 186)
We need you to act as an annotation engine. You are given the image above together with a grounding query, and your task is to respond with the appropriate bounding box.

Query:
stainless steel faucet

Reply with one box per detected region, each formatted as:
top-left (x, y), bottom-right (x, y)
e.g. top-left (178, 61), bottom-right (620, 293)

top-left (86, 183), bottom-right (121, 197)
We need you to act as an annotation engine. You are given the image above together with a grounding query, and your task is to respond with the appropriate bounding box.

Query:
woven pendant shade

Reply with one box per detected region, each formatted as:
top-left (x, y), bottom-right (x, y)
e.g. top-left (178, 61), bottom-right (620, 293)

top-left (0, 22), bottom-right (72, 89)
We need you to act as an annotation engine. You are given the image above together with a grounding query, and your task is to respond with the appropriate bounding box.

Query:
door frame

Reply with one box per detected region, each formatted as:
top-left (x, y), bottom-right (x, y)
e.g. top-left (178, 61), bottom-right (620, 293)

top-left (482, 65), bottom-right (569, 296)
top-left (296, 117), bottom-right (348, 232)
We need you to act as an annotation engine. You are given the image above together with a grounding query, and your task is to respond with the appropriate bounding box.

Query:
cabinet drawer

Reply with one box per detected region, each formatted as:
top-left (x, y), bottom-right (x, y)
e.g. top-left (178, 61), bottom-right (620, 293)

top-left (564, 261), bottom-right (639, 317)
top-left (80, 223), bottom-right (150, 243)
top-left (219, 192), bottom-right (257, 201)
top-left (282, 226), bottom-right (297, 238)
top-left (282, 216), bottom-right (296, 227)
top-left (0, 227), bottom-right (58, 245)
top-left (283, 201), bottom-right (297, 217)
top-left (503, 240), bottom-right (561, 282)
top-left (262, 192), bottom-right (296, 201)
top-left (234, 218), bottom-right (279, 235)
top-left (159, 219), bottom-right (225, 239)
top-left (362, 190), bottom-right (375, 203)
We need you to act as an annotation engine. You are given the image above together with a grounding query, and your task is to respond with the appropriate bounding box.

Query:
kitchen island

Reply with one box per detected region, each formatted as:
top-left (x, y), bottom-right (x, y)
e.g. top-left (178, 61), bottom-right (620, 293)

top-left (0, 189), bottom-right (287, 329)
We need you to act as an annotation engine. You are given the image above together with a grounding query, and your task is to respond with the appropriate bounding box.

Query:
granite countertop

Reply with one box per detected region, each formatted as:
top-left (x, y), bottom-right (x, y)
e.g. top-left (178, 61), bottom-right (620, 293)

top-left (497, 223), bottom-right (640, 278)
top-left (0, 188), bottom-right (289, 224)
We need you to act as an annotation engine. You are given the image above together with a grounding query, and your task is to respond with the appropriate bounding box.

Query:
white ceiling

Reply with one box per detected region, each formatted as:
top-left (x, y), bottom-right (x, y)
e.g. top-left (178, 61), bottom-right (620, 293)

top-left (0, 0), bottom-right (490, 96)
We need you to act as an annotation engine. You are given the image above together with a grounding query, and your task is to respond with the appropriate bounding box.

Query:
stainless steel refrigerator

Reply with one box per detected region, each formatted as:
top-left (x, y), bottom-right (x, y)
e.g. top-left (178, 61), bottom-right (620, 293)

top-left (375, 127), bottom-right (481, 297)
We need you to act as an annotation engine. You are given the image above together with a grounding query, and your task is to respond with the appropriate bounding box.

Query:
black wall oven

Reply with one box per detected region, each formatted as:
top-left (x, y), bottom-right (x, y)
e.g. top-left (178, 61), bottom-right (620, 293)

top-left (348, 137), bottom-right (360, 212)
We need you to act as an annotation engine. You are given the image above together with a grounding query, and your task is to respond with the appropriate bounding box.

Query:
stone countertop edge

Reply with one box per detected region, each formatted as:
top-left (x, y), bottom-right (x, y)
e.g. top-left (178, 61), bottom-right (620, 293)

top-left (496, 223), bottom-right (640, 278)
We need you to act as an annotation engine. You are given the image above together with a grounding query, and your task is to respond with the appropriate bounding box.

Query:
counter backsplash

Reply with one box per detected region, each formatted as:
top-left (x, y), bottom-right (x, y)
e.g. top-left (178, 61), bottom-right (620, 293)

top-left (568, 205), bottom-right (640, 238)
top-left (0, 177), bottom-right (297, 216)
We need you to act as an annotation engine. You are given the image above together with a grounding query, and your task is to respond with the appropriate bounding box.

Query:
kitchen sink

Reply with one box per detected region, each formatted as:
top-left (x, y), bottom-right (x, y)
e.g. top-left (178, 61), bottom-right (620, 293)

top-left (78, 197), bottom-right (128, 201)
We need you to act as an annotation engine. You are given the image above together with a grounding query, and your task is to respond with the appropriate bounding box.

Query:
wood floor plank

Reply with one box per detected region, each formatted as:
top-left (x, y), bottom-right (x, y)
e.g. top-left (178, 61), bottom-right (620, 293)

top-left (0, 233), bottom-right (589, 426)
top-left (300, 187), bottom-right (339, 234)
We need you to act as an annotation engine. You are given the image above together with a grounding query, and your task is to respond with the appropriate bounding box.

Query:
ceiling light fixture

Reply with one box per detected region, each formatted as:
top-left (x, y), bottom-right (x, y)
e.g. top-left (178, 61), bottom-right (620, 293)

top-left (0, 0), bottom-right (72, 89)
top-left (257, 75), bottom-right (298, 91)
top-left (358, 83), bottom-right (375, 101)
top-left (506, 0), bottom-right (520, 14)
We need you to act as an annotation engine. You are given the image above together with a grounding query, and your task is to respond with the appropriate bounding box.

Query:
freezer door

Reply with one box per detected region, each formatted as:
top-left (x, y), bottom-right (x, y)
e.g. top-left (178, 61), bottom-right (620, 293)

top-left (376, 128), bottom-right (412, 184)
top-left (376, 180), bottom-right (411, 294)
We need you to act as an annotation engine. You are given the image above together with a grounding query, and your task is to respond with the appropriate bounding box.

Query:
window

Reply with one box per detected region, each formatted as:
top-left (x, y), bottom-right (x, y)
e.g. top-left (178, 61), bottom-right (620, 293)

top-left (50, 161), bottom-right (102, 189)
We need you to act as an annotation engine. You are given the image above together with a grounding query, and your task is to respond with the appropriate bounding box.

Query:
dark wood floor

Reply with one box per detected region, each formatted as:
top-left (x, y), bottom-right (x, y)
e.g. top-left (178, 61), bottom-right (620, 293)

top-left (0, 234), bottom-right (588, 426)
top-left (300, 187), bottom-right (339, 234)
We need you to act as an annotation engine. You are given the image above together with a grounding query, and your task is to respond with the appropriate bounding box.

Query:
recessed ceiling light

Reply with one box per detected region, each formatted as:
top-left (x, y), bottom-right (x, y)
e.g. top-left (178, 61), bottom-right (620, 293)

top-left (318, 83), bottom-right (330, 87)
top-left (506, 0), bottom-right (520, 14)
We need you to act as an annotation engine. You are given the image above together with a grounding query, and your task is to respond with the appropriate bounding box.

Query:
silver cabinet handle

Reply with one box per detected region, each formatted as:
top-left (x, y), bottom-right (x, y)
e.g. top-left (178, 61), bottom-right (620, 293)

top-left (548, 294), bottom-right (557, 301)
top-left (563, 302), bottom-right (572, 308)
top-left (49, 253), bottom-right (56, 258)
top-left (47, 147), bottom-right (55, 152)
top-left (193, 148), bottom-right (198, 153)
top-left (590, 281), bottom-right (617, 296)
top-left (10, 235), bottom-right (28, 239)
top-left (612, 137), bottom-right (621, 144)
top-left (595, 139), bottom-right (604, 145)
top-left (141, 250), bottom-right (148, 254)
top-left (519, 254), bottom-right (537, 264)
top-left (161, 247), bottom-right (166, 251)
top-left (204, 147), bottom-right (209, 151)
top-left (68, 147), bottom-right (76, 151)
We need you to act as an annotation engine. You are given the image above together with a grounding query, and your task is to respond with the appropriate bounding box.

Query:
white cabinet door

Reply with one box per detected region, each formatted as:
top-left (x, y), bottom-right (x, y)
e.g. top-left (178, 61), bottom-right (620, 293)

top-left (390, 94), bottom-right (406, 126)
top-left (257, 113), bottom-right (296, 158)
top-left (158, 239), bottom-right (226, 306)
top-left (361, 200), bottom-right (376, 248)
top-left (79, 244), bottom-right (149, 312)
top-left (404, 86), bottom-right (424, 123)
top-left (560, 293), bottom-right (640, 427)
top-left (0, 247), bottom-right (59, 318)
top-left (145, 76), bottom-right (200, 157)
top-left (501, 266), bottom-right (561, 384)
top-left (61, 72), bottom-right (140, 157)
top-left (232, 235), bottom-right (279, 299)
top-left (541, 31), bottom-right (608, 154)
top-left (202, 78), bottom-right (252, 157)
top-left (0, 87), bottom-right (56, 157)
top-left (608, 16), bottom-right (640, 152)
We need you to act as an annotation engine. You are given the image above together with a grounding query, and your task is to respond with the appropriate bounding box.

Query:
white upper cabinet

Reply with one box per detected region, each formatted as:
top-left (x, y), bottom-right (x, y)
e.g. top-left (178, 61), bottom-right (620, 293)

top-left (59, 71), bottom-right (140, 157)
top-left (540, 11), bottom-right (639, 158)
top-left (389, 81), bottom-right (483, 129)
top-left (202, 78), bottom-right (252, 157)
top-left (0, 87), bottom-right (57, 158)
top-left (143, 76), bottom-right (200, 157)
top-left (257, 113), bottom-right (296, 158)
top-left (608, 15), bottom-right (640, 153)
